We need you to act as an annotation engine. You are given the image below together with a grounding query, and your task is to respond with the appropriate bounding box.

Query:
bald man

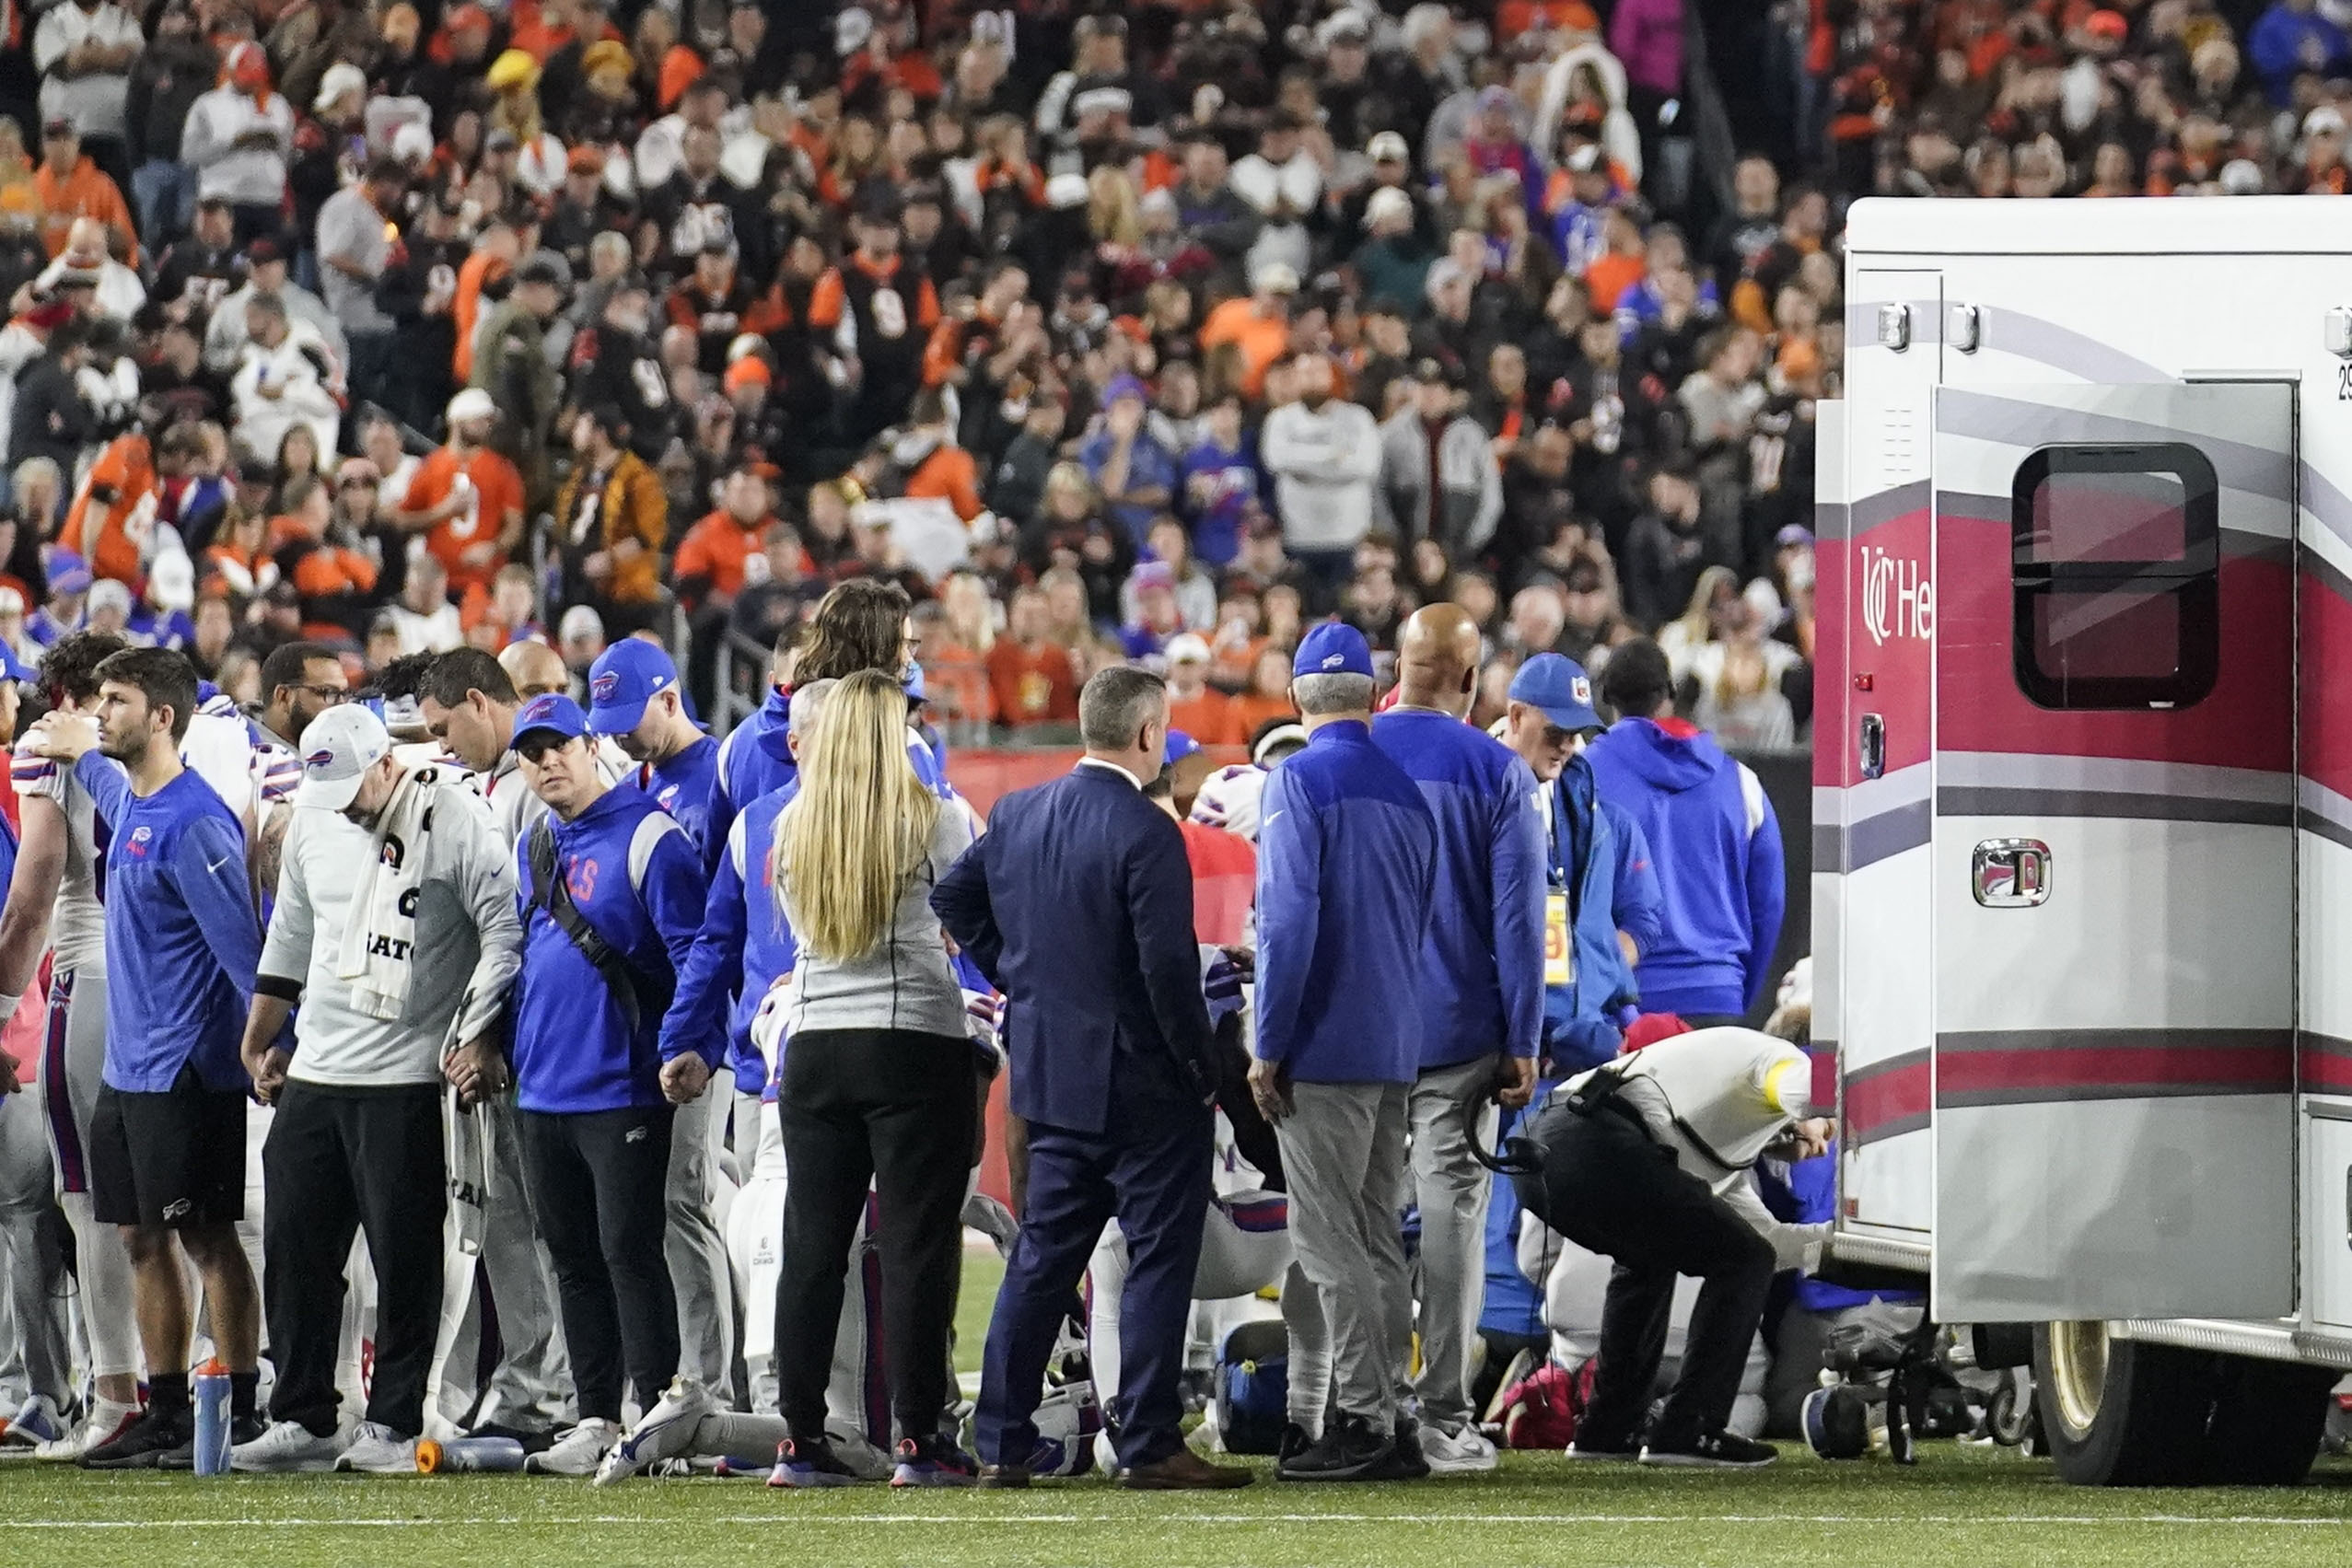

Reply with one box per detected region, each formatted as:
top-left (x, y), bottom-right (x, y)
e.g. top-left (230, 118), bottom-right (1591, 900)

top-left (1367, 604), bottom-right (1546, 1473)
top-left (498, 639), bottom-right (572, 701)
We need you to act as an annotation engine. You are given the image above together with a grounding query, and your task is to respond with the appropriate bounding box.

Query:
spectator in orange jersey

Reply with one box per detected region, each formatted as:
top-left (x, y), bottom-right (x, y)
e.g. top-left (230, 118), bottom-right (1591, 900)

top-left (391, 387), bottom-right (526, 599)
top-left (984, 585), bottom-right (1079, 732)
top-left (31, 118), bottom-right (135, 263)
top-left (64, 427), bottom-right (157, 588)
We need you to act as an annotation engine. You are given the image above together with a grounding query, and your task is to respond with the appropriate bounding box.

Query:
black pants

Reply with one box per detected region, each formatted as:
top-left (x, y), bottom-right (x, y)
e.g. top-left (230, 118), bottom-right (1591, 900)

top-left (262, 1081), bottom-right (446, 1437)
top-left (775, 1028), bottom-right (978, 1445)
top-left (1512, 1098), bottom-right (1776, 1447)
top-left (518, 1105), bottom-right (679, 1423)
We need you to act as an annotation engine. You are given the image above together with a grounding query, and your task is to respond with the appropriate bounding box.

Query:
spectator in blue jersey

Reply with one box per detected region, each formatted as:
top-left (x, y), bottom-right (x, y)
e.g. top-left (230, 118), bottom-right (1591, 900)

top-left (1248, 622), bottom-right (1438, 1483)
top-left (1177, 392), bottom-right (1261, 569)
top-left (506, 692), bottom-right (714, 1484)
top-left (1081, 375), bottom-right (1180, 550)
top-left (25, 646), bottom-right (263, 1469)
top-left (229, 703), bottom-right (522, 1477)
top-left (1586, 638), bottom-right (1785, 1025)
top-left (763, 669), bottom-right (984, 1490)
top-left (1366, 604), bottom-right (1545, 1476)
top-left (1500, 654), bottom-right (1663, 1070)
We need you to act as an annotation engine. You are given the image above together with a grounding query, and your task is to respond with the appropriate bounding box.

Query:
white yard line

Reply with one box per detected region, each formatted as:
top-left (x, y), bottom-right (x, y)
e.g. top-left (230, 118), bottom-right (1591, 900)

top-left (7, 1513), bottom-right (2351, 1529)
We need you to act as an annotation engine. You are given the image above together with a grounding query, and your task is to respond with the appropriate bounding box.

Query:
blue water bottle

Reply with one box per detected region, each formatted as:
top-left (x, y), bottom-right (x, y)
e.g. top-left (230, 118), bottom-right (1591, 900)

top-left (192, 1359), bottom-right (233, 1476)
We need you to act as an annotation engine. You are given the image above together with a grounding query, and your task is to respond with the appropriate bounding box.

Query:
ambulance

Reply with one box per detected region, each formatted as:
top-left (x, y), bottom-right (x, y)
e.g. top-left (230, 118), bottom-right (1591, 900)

top-left (1818, 197), bottom-right (2352, 1484)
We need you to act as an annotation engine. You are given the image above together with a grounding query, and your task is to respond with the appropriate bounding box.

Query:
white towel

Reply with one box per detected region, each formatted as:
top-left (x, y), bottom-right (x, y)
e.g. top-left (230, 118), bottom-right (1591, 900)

top-left (334, 762), bottom-right (438, 1019)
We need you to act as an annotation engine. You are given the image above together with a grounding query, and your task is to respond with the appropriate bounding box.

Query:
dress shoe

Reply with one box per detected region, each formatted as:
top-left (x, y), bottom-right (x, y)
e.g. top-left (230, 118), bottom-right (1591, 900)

top-left (1121, 1446), bottom-right (1253, 1491)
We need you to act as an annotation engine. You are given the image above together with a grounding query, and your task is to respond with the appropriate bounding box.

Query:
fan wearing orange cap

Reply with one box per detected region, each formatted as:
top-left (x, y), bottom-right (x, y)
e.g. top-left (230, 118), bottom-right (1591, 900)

top-left (181, 41), bottom-right (295, 245)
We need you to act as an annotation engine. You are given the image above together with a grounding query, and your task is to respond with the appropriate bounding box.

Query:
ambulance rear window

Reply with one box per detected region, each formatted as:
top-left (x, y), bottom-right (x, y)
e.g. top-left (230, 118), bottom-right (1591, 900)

top-left (2010, 445), bottom-right (2218, 709)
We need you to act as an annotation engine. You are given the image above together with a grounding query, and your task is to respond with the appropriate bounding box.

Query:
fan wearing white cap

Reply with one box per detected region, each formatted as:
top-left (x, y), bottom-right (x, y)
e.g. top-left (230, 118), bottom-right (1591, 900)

top-left (390, 388), bottom-right (527, 601)
top-left (228, 700), bottom-right (523, 1477)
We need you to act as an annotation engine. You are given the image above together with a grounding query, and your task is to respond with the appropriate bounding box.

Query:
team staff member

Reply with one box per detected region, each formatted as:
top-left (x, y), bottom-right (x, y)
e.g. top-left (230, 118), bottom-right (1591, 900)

top-left (582, 635), bottom-right (732, 1403)
top-left (26, 648), bottom-right (263, 1469)
top-left (1511, 1023), bottom-right (1833, 1469)
top-left (1586, 640), bottom-right (1786, 1024)
top-left (1248, 623), bottom-right (1438, 1483)
top-left (1367, 605), bottom-right (1543, 1475)
top-left (507, 694), bottom-right (713, 1484)
top-left (937, 666), bottom-right (1250, 1493)
top-left (228, 706), bottom-right (522, 1475)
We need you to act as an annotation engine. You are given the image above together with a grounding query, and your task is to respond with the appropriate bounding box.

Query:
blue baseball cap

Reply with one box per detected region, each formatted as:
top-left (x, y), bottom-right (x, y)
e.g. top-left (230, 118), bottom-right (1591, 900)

top-left (511, 691), bottom-right (590, 747)
top-left (1163, 727), bottom-right (1200, 764)
top-left (585, 637), bottom-right (680, 735)
top-left (902, 662), bottom-right (926, 703)
top-left (0, 641), bottom-right (34, 683)
top-left (1509, 652), bottom-right (1602, 733)
top-left (1292, 621), bottom-right (1374, 679)
top-left (47, 551), bottom-right (91, 598)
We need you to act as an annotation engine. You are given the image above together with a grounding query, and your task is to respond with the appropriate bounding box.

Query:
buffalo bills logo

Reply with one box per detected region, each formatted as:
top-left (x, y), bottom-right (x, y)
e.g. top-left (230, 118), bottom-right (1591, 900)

top-left (1322, 653), bottom-right (1346, 670)
top-left (126, 825), bottom-right (153, 859)
top-left (1571, 677), bottom-right (1591, 704)
top-left (306, 748), bottom-right (336, 771)
top-left (591, 672), bottom-right (621, 703)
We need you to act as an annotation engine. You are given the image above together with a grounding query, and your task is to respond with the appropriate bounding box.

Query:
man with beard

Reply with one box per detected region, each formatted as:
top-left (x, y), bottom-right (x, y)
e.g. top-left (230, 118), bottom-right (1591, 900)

top-left (151, 195), bottom-right (240, 332)
top-left (807, 201), bottom-right (941, 448)
top-left (569, 273), bottom-right (676, 464)
top-left (640, 123), bottom-right (765, 293)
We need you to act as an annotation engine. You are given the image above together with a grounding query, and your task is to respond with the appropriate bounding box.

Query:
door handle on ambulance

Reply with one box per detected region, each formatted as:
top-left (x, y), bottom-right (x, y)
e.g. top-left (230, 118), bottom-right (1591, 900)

top-left (1972, 840), bottom-right (2052, 908)
top-left (1858, 714), bottom-right (1885, 781)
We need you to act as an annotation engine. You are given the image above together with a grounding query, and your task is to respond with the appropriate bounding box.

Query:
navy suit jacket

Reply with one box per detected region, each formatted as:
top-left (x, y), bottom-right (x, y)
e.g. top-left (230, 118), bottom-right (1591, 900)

top-left (933, 763), bottom-right (1215, 1138)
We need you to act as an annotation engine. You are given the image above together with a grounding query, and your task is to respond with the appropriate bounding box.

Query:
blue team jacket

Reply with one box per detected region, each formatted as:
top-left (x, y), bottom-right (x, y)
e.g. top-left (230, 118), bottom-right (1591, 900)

top-left (78, 758), bottom-right (260, 1093)
top-left (1544, 753), bottom-right (1665, 1071)
top-left (661, 786), bottom-right (796, 1092)
top-left (710, 687), bottom-right (795, 852)
top-left (1370, 709), bottom-right (1546, 1070)
top-left (632, 733), bottom-right (723, 875)
top-left (1252, 721), bottom-right (1438, 1085)
top-left (512, 786), bottom-right (709, 1114)
top-left (1584, 717), bottom-right (1786, 1017)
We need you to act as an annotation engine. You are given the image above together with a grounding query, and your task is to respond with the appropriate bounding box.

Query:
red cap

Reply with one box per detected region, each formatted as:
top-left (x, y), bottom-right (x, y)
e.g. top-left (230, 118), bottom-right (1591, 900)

top-left (1619, 1013), bottom-right (1694, 1053)
top-left (724, 355), bottom-right (772, 390)
top-left (2084, 8), bottom-right (2127, 40)
top-left (21, 301), bottom-right (73, 331)
top-left (227, 41), bottom-right (270, 90)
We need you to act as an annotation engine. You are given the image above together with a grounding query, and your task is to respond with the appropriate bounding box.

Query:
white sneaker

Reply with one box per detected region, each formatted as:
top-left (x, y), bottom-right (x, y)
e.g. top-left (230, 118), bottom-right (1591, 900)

top-left (0, 1395), bottom-right (65, 1449)
top-left (232, 1420), bottom-right (344, 1473)
top-left (33, 1400), bottom-right (142, 1463)
top-left (1420, 1422), bottom-right (1500, 1474)
top-left (336, 1422), bottom-right (419, 1474)
top-left (593, 1378), bottom-right (716, 1487)
top-left (525, 1418), bottom-right (621, 1476)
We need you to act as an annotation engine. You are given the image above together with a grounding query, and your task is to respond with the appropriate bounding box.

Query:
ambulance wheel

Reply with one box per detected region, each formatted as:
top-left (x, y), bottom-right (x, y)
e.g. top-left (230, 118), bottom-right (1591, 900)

top-left (2032, 1322), bottom-right (2216, 1486)
top-left (2202, 1356), bottom-right (2335, 1486)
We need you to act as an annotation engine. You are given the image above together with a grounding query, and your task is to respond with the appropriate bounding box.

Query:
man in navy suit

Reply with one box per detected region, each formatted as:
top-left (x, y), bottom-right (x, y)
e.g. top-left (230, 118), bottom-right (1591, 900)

top-left (934, 666), bottom-right (1252, 1492)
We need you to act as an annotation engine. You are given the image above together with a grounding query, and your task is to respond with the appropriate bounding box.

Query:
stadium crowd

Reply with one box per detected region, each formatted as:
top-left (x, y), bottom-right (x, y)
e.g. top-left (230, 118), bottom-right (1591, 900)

top-left (4, 0), bottom-right (2288, 1497)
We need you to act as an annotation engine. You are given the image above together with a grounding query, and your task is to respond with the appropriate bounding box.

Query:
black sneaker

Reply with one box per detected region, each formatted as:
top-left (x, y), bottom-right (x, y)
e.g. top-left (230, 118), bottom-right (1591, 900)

top-left (1566, 1429), bottom-right (1640, 1461)
top-left (1370, 1418), bottom-right (1431, 1481)
top-left (1273, 1423), bottom-right (1314, 1477)
top-left (469, 1421), bottom-right (556, 1457)
top-left (156, 1414), bottom-right (265, 1470)
top-left (767, 1434), bottom-right (862, 1489)
top-left (83, 1407), bottom-right (192, 1469)
top-left (1276, 1413), bottom-right (1389, 1482)
top-left (1639, 1429), bottom-right (1777, 1469)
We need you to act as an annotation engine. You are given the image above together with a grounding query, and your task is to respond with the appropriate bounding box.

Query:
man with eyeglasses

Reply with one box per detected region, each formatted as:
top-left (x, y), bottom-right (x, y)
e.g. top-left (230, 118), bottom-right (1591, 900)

top-left (252, 641), bottom-right (349, 753)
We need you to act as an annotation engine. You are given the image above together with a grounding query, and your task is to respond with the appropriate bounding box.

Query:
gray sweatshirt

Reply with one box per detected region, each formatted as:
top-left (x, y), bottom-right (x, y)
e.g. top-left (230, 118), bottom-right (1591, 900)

top-left (1259, 397), bottom-right (1384, 552)
top-left (777, 798), bottom-right (974, 1041)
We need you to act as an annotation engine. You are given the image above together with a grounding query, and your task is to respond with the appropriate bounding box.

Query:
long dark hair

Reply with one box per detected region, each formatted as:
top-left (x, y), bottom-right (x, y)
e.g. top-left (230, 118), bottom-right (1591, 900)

top-left (798, 578), bottom-right (912, 683)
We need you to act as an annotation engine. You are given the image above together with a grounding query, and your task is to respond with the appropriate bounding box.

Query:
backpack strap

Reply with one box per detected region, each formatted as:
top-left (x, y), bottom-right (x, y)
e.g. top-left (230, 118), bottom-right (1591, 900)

top-left (528, 817), bottom-right (643, 1034)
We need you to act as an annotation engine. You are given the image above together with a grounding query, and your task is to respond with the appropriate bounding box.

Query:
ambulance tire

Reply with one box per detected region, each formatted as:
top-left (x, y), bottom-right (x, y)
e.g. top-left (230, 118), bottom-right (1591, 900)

top-left (2202, 1356), bottom-right (2334, 1486)
top-left (2032, 1324), bottom-right (2216, 1487)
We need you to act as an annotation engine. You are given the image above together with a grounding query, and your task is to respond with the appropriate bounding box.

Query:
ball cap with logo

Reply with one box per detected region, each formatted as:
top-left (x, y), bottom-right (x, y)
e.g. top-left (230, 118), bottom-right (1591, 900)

top-left (584, 638), bottom-right (680, 735)
top-left (1508, 652), bottom-right (1602, 733)
top-left (512, 691), bottom-right (591, 748)
top-left (296, 703), bottom-right (392, 811)
top-left (1291, 621), bottom-right (1374, 679)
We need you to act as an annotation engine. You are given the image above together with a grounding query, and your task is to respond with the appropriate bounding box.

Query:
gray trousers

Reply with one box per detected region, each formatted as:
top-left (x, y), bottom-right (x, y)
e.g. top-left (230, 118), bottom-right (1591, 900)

top-left (1277, 1079), bottom-right (1411, 1428)
top-left (0, 1080), bottom-right (68, 1411)
top-left (428, 1097), bottom-right (573, 1433)
top-left (1390, 1055), bottom-right (1499, 1433)
top-left (665, 1074), bottom-right (737, 1400)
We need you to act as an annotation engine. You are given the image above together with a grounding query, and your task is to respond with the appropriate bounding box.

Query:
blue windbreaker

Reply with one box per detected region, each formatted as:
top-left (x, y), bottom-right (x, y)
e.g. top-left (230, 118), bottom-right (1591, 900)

top-left (630, 732), bottom-right (723, 875)
top-left (1543, 752), bottom-right (1665, 1070)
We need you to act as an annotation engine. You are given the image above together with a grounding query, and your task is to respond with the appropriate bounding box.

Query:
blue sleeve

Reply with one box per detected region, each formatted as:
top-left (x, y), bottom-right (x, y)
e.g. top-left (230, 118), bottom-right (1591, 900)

top-left (930, 833), bottom-right (1002, 987)
top-left (659, 821), bottom-right (748, 1068)
top-left (1741, 786), bottom-right (1787, 1012)
top-left (705, 745), bottom-right (740, 861)
top-left (1250, 769), bottom-right (1321, 1066)
top-left (2246, 10), bottom-right (2299, 85)
top-left (637, 829), bottom-right (709, 997)
top-left (173, 812), bottom-right (262, 1004)
top-left (72, 751), bottom-right (131, 830)
top-left (1491, 761), bottom-right (1547, 1059)
top-left (1607, 807), bottom-right (1664, 964)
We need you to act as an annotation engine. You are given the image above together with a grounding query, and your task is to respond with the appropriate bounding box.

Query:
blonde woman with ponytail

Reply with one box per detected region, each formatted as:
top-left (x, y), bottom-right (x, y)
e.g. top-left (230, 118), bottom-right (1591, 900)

top-left (767, 668), bottom-right (982, 1488)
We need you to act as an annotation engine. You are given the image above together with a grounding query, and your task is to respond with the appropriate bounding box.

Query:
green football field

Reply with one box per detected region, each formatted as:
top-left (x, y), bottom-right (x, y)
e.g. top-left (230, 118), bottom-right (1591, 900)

top-left (7, 1447), bottom-right (2352, 1568)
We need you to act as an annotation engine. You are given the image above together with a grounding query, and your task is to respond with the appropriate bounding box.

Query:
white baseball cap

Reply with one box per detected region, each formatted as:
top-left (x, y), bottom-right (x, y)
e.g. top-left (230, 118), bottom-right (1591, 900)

top-left (1367, 130), bottom-right (1410, 163)
top-left (1164, 632), bottom-right (1212, 665)
top-left (447, 388), bottom-right (496, 425)
top-left (148, 551), bottom-right (195, 612)
top-left (296, 703), bottom-right (390, 811)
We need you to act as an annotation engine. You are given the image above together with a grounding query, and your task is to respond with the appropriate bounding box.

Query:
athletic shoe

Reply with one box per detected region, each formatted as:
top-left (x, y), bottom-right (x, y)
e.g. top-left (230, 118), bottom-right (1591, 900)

top-left (767, 1435), bottom-right (860, 1489)
top-left (1419, 1422), bottom-right (1499, 1474)
top-left (1639, 1430), bottom-right (1777, 1469)
top-left (32, 1400), bottom-right (142, 1464)
top-left (0, 1395), bottom-right (64, 1448)
top-left (524, 1418), bottom-right (622, 1476)
top-left (82, 1407), bottom-right (191, 1469)
top-left (889, 1434), bottom-right (977, 1488)
top-left (1277, 1414), bottom-right (1389, 1482)
top-left (158, 1415), bottom-right (265, 1470)
top-left (1565, 1433), bottom-right (1640, 1462)
top-left (468, 1422), bottom-right (556, 1457)
top-left (1274, 1422), bottom-right (1314, 1476)
top-left (337, 1423), bottom-right (421, 1473)
top-left (231, 1420), bottom-right (343, 1473)
top-left (594, 1376), bottom-right (716, 1487)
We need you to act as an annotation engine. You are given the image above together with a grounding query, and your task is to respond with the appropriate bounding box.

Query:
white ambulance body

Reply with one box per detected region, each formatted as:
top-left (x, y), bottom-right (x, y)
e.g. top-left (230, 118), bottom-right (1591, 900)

top-left (1822, 197), bottom-right (2352, 1484)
